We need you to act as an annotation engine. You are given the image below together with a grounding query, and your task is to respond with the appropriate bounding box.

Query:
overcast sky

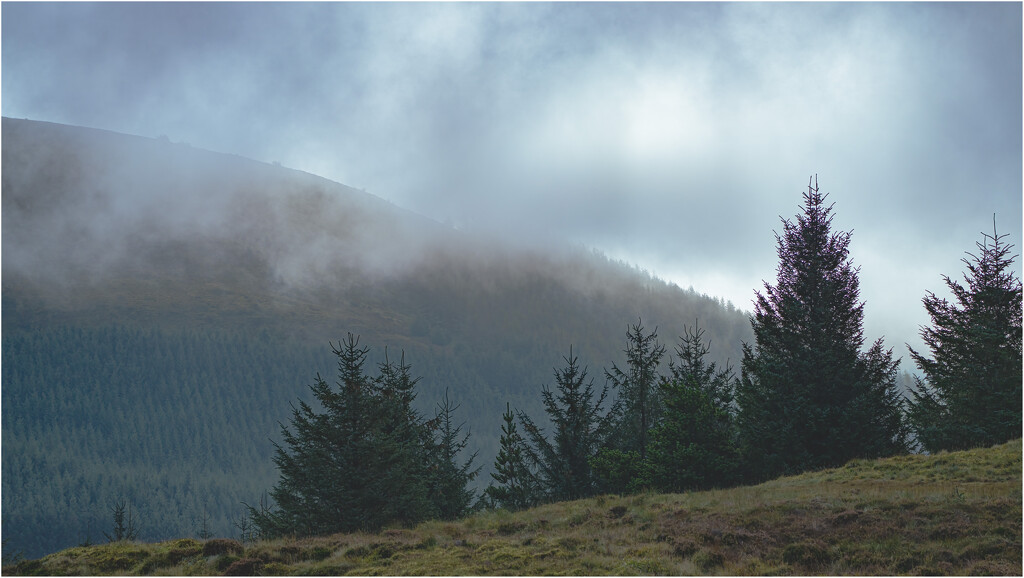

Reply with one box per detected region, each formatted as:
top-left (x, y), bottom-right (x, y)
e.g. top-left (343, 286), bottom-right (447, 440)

top-left (3, 2), bottom-right (1021, 360)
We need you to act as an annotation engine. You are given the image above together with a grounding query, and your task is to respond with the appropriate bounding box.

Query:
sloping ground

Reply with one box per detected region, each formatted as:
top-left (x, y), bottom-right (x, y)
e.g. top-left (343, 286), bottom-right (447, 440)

top-left (2, 117), bottom-right (754, 558)
top-left (6, 439), bottom-right (1020, 576)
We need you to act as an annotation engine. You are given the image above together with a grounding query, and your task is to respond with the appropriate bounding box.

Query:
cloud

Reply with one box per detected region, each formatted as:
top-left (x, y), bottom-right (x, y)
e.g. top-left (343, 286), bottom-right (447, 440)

top-left (2, 2), bottom-right (1020, 358)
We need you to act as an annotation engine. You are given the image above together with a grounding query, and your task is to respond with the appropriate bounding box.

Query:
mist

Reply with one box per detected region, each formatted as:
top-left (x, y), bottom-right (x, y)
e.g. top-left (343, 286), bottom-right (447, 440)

top-left (3, 2), bottom-right (1021, 359)
top-left (2, 117), bottom-right (685, 319)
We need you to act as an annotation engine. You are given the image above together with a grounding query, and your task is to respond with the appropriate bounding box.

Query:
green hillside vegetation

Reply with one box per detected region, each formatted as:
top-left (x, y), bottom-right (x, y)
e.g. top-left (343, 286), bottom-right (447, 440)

top-left (6, 439), bottom-right (1020, 576)
top-left (1, 118), bottom-right (753, 558)
top-left (5, 118), bottom-right (1015, 564)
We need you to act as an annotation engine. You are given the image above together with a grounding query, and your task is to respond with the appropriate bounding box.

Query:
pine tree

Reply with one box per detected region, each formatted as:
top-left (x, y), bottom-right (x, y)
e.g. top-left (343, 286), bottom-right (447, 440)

top-left (646, 321), bottom-right (740, 492)
top-left (251, 334), bottom-right (439, 538)
top-left (483, 403), bottom-right (540, 511)
top-left (519, 347), bottom-right (613, 502)
top-left (604, 319), bottom-right (667, 460)
top-left (429, 389), bottom-right (480, 520)
top-left (592, 320), bottom-right (666, 494)
top-left (372, 348), bottom-right (438, 525)
top-left (102, 499), bottom-right (138, 542)
top-left (736, 177), bottom-right (909, 481)
top-left (907, 219), bottom-right (1023, 451)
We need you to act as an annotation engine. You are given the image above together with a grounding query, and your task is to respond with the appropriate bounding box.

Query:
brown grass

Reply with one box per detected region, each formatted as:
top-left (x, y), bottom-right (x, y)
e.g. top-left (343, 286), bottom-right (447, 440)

top-left (6, 439), bottom-right (1020, 576)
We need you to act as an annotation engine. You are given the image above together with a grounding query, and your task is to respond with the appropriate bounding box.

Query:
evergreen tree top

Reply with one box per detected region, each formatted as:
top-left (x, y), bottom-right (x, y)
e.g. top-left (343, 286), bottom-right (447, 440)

top-left (914, 216), bottom-right (1022, 354)
top-left (331, 333), bottom-right (372, 392)
top-left (756, 175), bottom-right (865, 352)
top-left (952, 217), bottom-right (1021, 311)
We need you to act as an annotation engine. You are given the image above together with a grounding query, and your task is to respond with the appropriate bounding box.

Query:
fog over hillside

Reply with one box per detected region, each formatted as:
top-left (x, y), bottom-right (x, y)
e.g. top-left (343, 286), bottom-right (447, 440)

top-left (3, 1), bottom-right (1020, 560)
top-left (3, 118), bottom-right (450, 290)
top-left (4, 2), bottom-right (1021, 360)
top-left (2, 118), bottom-right (756, 558)
top-left (3, 118), bottom-right (712, 309)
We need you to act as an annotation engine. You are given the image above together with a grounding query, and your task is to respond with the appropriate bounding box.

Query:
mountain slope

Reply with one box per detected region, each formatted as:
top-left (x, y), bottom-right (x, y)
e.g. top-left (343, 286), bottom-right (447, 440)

top-left (2, 118), bottom-right (754, 558)
top-left (6, 439), bottom-right (1020, 576)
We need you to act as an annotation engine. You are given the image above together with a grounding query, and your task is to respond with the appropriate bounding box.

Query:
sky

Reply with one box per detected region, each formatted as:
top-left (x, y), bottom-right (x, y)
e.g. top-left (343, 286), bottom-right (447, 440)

top-left (3, 1), bottom-right (1022, 361)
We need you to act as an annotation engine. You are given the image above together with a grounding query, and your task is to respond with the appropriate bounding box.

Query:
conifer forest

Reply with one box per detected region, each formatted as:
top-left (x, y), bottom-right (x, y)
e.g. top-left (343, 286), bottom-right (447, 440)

top-left (2, 116), bottom-right (1020, 562)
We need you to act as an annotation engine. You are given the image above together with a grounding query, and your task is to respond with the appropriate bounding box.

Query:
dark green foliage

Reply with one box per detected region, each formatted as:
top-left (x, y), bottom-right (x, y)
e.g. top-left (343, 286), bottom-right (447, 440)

top-left (519, 347), bottom-right (614, 502)
top-left (2, 117), bottom-right (754, 559)
top-left (907, 220), bottom-right (1023, 452)
top-left (103, 500), bottom-right (139, 543)
top-left (368, 348), bottom-right (438, 526)
top-left (429, 389), bottom-right (481, 520)
top-left (251, 334), bottom-right (443, 538)
top-left (604, 319), bottom-right (667, 460)
top-left (737, 178), bottom-right (909, 481)
top-left (666, 321), bottom-right (736, 412)
top-left (645, 321), bottom-right (740, 492)
top-left (0, 323), bottom-right (328, 558)
top-left (1, 293), bottom-right (750, 560)
top-left (483, 403), bottom-right (540, 511)
top-left (589, 448), bottom-right (645, 495)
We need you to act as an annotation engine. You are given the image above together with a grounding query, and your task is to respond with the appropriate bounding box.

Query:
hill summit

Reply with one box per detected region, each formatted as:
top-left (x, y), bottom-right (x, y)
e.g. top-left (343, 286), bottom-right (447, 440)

top-left (2, 117), bottom-right (753, 558)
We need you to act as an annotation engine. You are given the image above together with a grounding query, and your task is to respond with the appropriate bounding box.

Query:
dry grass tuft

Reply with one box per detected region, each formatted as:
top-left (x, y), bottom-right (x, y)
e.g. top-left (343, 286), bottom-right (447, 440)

top-left (6, 439), bottom-right (1019, 576)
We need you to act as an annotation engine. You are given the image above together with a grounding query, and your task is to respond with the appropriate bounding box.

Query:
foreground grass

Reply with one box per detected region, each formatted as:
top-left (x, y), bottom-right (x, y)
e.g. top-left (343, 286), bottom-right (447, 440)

top-left (6, 440), bottom-right (1020, 576)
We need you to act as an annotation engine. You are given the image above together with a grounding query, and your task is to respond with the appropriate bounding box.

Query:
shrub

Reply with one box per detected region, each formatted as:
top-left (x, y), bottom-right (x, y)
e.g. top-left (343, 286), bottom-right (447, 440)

top-left (782, 540), bottom-right (833, 568)
top-left (223, 557), bottom-right (264, 576)
top-left (692, 549), bottom-right (725, 571)
top-left (86, 545), bottom-right (150, 573)
top-left (214, 555), bottom-right (240, 572)
top-left (12, 559), bottom-right (44, 575)
top-left (202, 538), bottom-right (244, 557)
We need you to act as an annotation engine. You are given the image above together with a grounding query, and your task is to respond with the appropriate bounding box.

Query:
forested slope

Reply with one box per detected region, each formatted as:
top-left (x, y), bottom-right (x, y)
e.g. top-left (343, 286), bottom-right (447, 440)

top-left (2, 118), bottom-right (753, 558)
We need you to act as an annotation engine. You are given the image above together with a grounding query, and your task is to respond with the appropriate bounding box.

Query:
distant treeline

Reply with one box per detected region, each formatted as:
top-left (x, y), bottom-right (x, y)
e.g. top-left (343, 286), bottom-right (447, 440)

top-left (1, 257), bottom-right (753, 559)
top-left (3, 115), bottom-right (757, 558)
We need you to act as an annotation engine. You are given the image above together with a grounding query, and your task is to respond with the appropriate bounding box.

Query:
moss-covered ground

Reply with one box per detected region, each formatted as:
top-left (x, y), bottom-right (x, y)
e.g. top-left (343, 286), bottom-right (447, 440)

top-left (5, 439), bottom-right (1020, 576)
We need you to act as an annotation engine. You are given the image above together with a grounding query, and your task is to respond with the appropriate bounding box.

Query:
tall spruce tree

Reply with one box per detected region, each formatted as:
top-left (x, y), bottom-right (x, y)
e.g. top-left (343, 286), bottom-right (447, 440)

top-left (519, 347), bottom-right (614, 502)
top-left (483, 403), bottom-right (541, 511)
top-left (645, 321), bottom-right (740, 492)
top-left (251, 334), bottom-right (440, 538)
top-left (737, 177), bottom-right (909, 481)
top-left (907, 219), bottom-right (1023, 452)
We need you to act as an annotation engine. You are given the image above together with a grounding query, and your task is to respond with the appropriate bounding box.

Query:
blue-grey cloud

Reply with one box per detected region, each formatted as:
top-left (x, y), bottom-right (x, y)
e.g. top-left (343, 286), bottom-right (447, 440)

top-left (3, 2), bottom-right (1021, 359)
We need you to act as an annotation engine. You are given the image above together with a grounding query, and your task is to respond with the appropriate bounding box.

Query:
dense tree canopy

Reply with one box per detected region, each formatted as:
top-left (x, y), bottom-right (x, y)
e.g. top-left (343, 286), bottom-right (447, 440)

top-left (646, 321), bottom-right (740, 492)
top-left (907, 220), bottom-right (1023, 452)
top-left (251, 335), bottom-right (472, 538)
top-left (737, 177), bottom-right (909, 481)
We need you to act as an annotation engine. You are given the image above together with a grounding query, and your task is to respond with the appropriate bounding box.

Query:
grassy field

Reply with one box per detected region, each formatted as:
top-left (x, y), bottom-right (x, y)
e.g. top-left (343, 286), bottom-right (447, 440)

top-left (5, 439), bottom-right (1020, 576)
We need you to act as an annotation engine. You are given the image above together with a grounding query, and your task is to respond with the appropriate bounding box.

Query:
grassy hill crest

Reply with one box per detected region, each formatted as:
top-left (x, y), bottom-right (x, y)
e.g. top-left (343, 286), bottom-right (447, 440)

top-left (7, 439), bottom-right (1020, 576)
